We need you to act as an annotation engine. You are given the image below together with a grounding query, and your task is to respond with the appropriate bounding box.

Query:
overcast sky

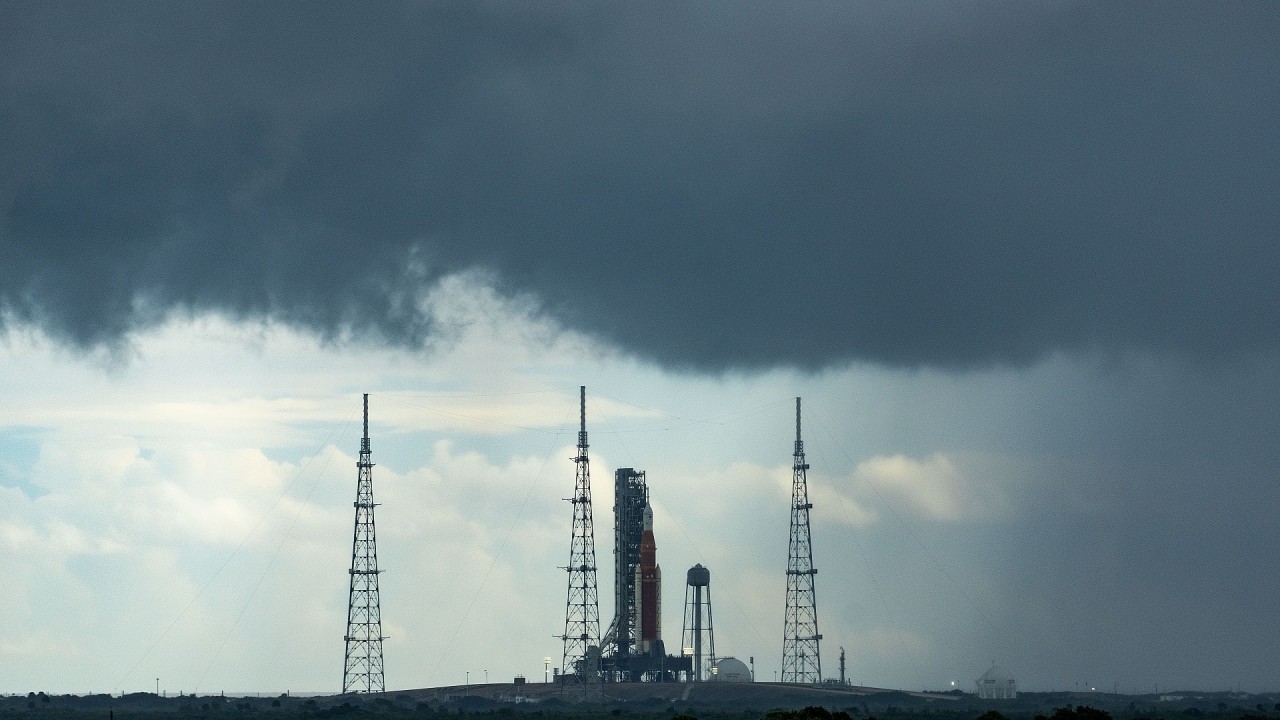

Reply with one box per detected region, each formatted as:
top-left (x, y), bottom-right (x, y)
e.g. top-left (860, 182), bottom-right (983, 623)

top-left (2, 0), bottom-right (1279, 696)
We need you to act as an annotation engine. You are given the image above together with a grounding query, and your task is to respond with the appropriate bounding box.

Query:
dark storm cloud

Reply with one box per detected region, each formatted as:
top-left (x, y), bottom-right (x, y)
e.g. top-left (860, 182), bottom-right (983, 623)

top-left (2, 2), bottom-right (1277, 369)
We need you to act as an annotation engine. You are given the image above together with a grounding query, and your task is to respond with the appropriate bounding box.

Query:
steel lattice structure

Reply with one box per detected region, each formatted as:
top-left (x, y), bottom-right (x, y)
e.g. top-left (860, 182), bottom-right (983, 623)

top-left (343, 394), bottom-right (385, 693)
top-left (781, 397), bottom-right (822, 684)
top-left (561, 386), bottom-right (601, 681)
top-left (604, 468), bottom-right (648, 661)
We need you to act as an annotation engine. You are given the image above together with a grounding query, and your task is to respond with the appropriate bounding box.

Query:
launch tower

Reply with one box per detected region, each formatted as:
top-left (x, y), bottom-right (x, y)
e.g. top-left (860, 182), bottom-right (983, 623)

top-left (343, 393), bottom-right (386, 693)
top-left (781, 397), bottom-right (822, 684)
top-left (606, 468), bottom-right (648, 658)
top-left (560, 386), bottom-right (601, 681)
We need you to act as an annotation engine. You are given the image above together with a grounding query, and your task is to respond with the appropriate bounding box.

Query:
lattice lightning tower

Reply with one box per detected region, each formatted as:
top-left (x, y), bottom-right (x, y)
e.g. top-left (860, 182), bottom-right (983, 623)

top-left (343, 393), bottom-right (386, 693)
top-left (781, 396), bottom-right (822, 684)
top-left (561, 386), bottom-right (601, 681)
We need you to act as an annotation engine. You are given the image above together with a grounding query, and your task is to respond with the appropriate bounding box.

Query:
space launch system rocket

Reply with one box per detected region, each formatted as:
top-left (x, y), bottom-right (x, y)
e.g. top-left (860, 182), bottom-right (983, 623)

top-left (634, 502), bottom-right (662, 654)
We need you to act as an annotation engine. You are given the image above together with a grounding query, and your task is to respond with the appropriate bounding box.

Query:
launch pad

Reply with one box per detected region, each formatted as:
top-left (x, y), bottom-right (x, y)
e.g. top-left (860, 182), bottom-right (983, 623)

top-left (594, 468), bottom-right (691, 682)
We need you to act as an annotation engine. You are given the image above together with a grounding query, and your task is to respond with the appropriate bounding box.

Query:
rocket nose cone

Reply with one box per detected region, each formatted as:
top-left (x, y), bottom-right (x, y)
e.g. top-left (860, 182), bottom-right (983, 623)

top-left (643, 503), bottom-right (653, 530)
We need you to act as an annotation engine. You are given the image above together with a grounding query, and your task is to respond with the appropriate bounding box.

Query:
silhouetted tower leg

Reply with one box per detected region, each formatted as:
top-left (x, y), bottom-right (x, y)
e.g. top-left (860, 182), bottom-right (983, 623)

top-left (561, 386), bottom-right (601, 682)
top-left (343, 394), bottom-right (386, 693)
top-left (782, 397), bottom-right (822, 684)
top-left (681, 564), bottom-right (715, 681)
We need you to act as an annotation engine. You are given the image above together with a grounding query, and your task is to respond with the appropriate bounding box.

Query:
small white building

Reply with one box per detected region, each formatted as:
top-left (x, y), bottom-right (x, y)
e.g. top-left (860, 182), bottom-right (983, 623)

top-left (975, 665), bottom-right (1017, 699)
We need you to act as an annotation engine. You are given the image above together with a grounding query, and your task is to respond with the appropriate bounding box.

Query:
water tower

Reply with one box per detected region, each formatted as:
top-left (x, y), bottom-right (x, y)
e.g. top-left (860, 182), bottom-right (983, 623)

top-left (681, 564), bottom-right (715, 681)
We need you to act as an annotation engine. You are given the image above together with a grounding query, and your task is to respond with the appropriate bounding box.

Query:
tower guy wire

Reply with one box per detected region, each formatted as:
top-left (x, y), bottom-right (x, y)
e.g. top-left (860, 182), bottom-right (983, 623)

top-left (343, 393), bottom-right (386, 693)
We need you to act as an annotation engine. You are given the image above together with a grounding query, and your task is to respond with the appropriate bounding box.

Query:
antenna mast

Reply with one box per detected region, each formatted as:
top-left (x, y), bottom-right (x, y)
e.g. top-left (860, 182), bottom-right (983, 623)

top-left (782, 397), bottom-right (822, 683)
top-left (561, 386), bottom-right (601, 681)
top-left (343, 393), bottom-right (386, 693)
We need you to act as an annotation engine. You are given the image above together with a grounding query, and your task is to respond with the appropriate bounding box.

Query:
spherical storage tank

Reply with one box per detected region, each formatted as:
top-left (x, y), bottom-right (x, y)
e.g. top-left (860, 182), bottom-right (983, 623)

top-left (709, 657), bottom-right (752, 682)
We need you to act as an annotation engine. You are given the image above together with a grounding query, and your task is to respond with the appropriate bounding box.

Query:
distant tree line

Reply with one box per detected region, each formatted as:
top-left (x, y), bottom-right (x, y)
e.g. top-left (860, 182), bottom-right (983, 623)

top-left (4, 694), bottom-right (1280, 720)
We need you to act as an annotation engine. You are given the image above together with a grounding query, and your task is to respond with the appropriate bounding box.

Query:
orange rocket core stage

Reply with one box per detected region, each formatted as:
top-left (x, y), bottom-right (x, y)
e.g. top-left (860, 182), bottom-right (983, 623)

top-left (635, 503), bottom-right (662, 652)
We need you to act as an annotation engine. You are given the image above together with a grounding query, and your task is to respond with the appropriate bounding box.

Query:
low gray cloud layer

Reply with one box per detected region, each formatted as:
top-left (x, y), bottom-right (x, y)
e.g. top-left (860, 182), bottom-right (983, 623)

top-left (3, 2), bottom-right (1277, 369)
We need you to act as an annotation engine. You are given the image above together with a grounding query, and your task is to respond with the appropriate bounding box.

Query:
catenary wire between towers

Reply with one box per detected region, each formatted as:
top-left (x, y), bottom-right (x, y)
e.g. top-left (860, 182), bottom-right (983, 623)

top-left (126, 388), bottom-right (992, 693)
top-left (113, 403), bottom-right (360, 693)
top-left (590, 394), bottom-right (781, 659)
top-left (807, 406), bottom-right (1010, 687)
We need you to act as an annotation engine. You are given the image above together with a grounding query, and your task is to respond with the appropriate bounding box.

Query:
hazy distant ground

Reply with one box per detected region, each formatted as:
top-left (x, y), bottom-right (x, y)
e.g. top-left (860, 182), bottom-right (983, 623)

top-left (3, 686), bottom-right (1279, 720)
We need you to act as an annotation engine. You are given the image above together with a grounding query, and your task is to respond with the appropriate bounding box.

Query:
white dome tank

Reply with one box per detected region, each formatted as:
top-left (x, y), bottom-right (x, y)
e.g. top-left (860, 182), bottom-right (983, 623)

top-left (710, 657), bottom-right (752, 682)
